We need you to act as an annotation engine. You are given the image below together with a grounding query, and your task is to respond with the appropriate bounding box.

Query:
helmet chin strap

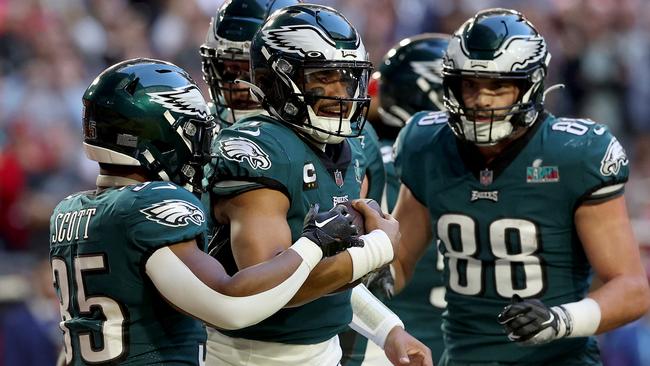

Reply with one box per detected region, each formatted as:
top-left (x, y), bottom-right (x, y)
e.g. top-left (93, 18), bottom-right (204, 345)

top-left (462, 119), bottom-right (514, 146)
top-left (296, 123), bottom-right (346, 145)
top-left (303, 104), bottom-right (352, 144)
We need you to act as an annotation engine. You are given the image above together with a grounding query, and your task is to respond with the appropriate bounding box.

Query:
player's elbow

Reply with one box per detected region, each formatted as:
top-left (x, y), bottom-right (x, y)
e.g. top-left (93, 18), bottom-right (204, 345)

top-left (392, 260), bottom-right (411, 293)
top-left (634, 275), bottom-right (650, 317)
top-left (217, 318), bottom-right (255, 331)
top-left (207, 312), bottom-right (262, 331)
top-left (625, 273), bottom-right (650, 321)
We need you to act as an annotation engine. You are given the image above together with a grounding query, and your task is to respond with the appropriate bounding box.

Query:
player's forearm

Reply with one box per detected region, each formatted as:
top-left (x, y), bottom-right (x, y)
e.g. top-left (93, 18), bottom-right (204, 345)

top-left (288, 229), bottom-right (396, 306)
top-left (349, 284), bottom-right (404, 348)
top-left (221, 249), bottom-right (308, 296)
top-left (589, 273), bottom-right (650, 333)
top-left (148, 241), bottom-right (322, 330)
top-left (287, 252), bottom-right (353, 306)
top-left (392, 259), bottom-right (410, 294)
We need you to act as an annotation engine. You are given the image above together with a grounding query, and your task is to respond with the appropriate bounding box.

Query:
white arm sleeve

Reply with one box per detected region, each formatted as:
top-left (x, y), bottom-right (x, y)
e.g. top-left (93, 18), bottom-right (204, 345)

top-left (145, 237), bottom-right (322, 330)
top-left (348, 284), bottom-right (404, 349)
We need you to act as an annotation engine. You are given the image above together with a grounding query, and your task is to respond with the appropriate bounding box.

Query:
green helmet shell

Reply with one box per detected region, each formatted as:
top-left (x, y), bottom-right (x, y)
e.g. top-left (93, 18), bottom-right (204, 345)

top-left (83, 58), bottom-right (214, 192)
top-left (377, 33), bottom-right (450, 130)
top-left (442, 8), bottom-right (551, 146)
top-left (249, 4), bottom-right (372, 144)
top-left (200, 0), bottom-right (302, 125)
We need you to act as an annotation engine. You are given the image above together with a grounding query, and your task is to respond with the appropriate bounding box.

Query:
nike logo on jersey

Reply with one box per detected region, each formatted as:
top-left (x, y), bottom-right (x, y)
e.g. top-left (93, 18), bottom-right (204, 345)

top-left (315, 215), bottom-right (337, 228)
top-left (238, 128), bottom-right (260, 136)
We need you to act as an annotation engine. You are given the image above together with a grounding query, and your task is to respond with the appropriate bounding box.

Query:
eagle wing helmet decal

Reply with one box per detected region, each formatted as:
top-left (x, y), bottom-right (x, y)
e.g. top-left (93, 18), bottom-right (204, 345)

top-left (141, 199), bottom-right (206, 227)
top-left (147, 86), bottom-right (210, 119)
top-left (262, 25), bottom-right (364, 60)
top-left (493, 36), bottom-right (547, 71)
top-left (410, 60), bottom-right (444, 83)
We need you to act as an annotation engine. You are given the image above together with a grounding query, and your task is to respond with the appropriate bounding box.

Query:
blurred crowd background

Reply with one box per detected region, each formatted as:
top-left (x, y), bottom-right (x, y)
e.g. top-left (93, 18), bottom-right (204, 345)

top-left (1, 0), bottom-right (649, 365)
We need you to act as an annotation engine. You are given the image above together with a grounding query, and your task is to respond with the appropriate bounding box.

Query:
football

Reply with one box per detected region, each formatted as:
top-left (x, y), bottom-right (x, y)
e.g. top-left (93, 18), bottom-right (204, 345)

top-left (338, 199), bottom-right (384, 235)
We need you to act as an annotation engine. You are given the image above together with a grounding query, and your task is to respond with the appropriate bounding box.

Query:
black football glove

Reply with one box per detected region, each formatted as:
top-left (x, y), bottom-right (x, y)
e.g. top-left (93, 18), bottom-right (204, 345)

top-left (362, 265), bottom-right (395, 300)
top-left (497, 295), bottom-right (570, 346)
top-left (301, 204), bottom-right (364, 257)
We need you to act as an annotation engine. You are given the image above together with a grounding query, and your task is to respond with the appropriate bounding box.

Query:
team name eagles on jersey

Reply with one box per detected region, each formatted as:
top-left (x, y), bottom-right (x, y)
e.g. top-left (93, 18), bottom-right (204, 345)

top-left (49, 181), bottom-right (208, 365)
top-left (204, 114), bottom-right (367, 344)
top-left (395, 111), bottom-right (628, 364)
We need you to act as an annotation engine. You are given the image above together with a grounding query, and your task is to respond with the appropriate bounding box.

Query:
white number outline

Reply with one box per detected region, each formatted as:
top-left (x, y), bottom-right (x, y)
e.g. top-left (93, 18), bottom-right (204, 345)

top-left (428, 240), bottom-right (447, 309)
top-left (438, 214), bottom-right (546, 298)
top-left (52, 254), bottom-right (127, 364)
top-left (552, 118), bottom-right (595, 136)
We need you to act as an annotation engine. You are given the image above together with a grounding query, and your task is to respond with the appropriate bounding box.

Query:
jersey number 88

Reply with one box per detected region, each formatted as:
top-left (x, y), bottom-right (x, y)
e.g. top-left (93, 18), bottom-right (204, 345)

top-left (437, 214), bottom-right (544, 298)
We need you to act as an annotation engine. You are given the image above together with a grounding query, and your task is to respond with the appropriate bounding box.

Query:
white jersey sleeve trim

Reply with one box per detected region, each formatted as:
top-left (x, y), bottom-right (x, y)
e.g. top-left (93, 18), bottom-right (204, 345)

top-left (145, 245), bottom-right (316, 330)
top-left (589, 183), bottom-right (624, 198)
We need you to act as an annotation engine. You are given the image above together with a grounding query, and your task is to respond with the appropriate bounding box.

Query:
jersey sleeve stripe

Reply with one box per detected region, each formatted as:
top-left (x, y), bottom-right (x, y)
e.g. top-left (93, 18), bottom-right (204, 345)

top-left (213, 180), bottom-right (261, 188)
top-left (589, 183), bottom-right (624, 199)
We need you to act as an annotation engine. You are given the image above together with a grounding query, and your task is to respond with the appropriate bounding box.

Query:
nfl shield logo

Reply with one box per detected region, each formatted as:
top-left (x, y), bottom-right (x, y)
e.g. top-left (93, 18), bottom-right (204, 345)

top-left (334, 170), bottom-right (344, 187)
top-left (480, 169), bottom-right (493, 186)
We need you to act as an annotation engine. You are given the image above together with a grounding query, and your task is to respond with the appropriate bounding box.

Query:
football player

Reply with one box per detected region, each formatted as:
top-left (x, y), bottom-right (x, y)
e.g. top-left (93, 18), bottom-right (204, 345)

top-left (49, 58), bottom-right (362, 365)
top-left (199, 0), bottom-right (385, 201)
top-left (390, 8), bottom-right (650, 366)
top-left (203, 4), bottom-right (431, 366)
top-left (343, 33), bottom-right (450, 366)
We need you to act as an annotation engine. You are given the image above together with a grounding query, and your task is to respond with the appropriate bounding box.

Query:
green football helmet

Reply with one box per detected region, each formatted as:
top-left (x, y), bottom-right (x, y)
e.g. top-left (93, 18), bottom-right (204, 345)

top-left (443, 8), bottom-right (551, 146)
top-left (200, 0), bottom-right (302, 125)
top-left (249, 4), bottom-right (372, 144)
top-left (376, 33), bottom-right (450, 130)
top-left (82, 58), bottom-right (214, 193)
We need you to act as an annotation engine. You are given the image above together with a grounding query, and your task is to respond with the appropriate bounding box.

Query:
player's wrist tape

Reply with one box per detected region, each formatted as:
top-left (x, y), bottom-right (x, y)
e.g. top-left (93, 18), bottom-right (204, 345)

top-left (349, 284), bottom-right (404, 349)
top-left (289, 237), bottom-right (323, 271)
top-left (347, 230), bottom-right (394, 283)
top-left (551, 297), bottom-right (601, 338)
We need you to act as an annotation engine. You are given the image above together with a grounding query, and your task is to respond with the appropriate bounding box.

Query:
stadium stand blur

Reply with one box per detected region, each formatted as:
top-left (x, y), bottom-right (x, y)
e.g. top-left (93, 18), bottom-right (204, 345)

top-left (1, 1), bottom-right (649, 364)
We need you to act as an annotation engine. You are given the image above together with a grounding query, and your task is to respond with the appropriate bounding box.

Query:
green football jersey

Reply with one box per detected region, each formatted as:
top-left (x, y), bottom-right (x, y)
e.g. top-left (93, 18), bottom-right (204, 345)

top-left (379, 138), bottom-right (400, 211)
top-left (204, 115), bottom-right (367, 344)
top-left (395, 111), bottom-right (629, 364)
top-left (342, 138), bottom-right (446, 366)
top-left (49, 181), bottom-right (208, 365)
top-left (381, 137), bottom-right (446, 358)
top-left (358, 123), bottom-right (385, 203)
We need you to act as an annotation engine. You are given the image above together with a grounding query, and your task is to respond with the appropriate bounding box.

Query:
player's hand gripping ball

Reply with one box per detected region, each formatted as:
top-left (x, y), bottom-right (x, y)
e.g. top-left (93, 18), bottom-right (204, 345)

top-left (338, 199), bottom-right (384, 235)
